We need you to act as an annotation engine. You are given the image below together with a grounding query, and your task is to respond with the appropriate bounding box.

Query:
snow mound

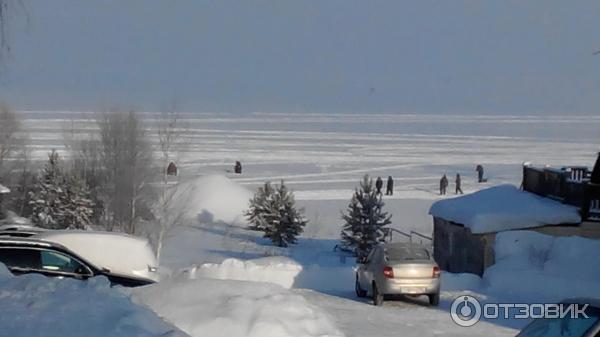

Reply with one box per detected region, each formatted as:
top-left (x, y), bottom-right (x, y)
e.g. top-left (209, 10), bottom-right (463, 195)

top-left (440, 272), bottom-right (483, 292)
top-left (174, 175), bottom-right (252, 225)
top-left (484, 230), bottom-right (600, 301)
top-left (0, 271), bottom-right (185, 337)
top-left (185, 256), bottom-right (302, 289)
top-left (134, 277), bottom-right (343, 337)
top-left (428, 184), bottom-right (581, 234)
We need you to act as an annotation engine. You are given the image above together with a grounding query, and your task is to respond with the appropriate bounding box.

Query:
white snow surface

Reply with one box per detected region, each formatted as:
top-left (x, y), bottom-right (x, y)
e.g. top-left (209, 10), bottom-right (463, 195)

top-left (0, 184), bottom-right (9, 194)
top-left (36, 231), bottom-right (159, 282)
top-left (173, 174), bottom-right (252, 226)
top-left (428, 184), bottom-right (581, 233)
top-left (184, 256), bottom-right (302, 289)
top-left (134, 276), bottom-right (343, 337)
top-left (0, 267), bottom-right (186, 337)
top-left (484, 230), bottom-right (600, 301)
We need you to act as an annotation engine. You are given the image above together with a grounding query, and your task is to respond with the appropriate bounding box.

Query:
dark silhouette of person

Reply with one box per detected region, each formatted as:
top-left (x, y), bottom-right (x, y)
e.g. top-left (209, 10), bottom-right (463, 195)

top-left (375, 176), bottom-right (383, 194)
top-left (386, 176), bottom-right (394, 195)
top-left (234, 161), bottom-right (242, 174)
top-left (476, 165), bottom-right (484, 183)
top-left (440, 174), bottom-right (448, 195)
top-left (455, 173), bottom-right (463, 194)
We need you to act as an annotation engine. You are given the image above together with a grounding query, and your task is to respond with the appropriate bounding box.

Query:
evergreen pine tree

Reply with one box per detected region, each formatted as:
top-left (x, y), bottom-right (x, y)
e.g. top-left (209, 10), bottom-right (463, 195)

top-left (246, 180), bottom-right (307, 247)
top-left (264, 181), bottom-right (307, 247)
top-left (245, 182), bottom-right (276, 231)
top-left (29, 150), bottom-right (94, 229)
top-left (340, 174), bottom-right (392, 258)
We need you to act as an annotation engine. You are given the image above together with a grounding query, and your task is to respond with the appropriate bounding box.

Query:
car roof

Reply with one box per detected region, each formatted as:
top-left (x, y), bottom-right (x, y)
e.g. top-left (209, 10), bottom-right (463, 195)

top-left (33, 230), bottom-right (158, 280)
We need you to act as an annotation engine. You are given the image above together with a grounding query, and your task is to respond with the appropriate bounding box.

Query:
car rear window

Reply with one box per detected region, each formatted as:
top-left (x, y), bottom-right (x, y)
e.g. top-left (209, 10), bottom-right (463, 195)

top-left (386, 246), bottom-right (430, 261)
top-left (0, 248), bottom-right (41, 269)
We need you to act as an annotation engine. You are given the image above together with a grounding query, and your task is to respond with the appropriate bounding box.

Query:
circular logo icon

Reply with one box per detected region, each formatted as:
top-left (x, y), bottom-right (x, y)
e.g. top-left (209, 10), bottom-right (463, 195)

top-left (450, 295), bottom-right (482, 327)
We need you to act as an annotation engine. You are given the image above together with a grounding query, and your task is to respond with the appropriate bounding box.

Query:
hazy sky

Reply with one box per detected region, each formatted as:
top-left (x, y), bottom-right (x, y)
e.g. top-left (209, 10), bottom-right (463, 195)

top-left (1, 0), bottom-right (600, 114)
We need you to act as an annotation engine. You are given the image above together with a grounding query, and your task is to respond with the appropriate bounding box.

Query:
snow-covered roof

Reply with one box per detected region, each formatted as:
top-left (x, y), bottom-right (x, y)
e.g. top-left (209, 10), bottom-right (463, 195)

top-left (428, 184), bottom-right (581, 234)
top-left (0, 184), bottom-right (9, 194)
top-left (35, 231), bottom-right (159, 282)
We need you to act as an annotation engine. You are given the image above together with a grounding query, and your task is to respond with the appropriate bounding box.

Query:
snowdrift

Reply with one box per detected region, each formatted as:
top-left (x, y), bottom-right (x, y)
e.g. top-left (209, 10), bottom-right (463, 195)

top-left (173, 175), bottom-right (252, 225)
top-left (134, 277), bottom-right (343, 337)
top-left (0, 266), bottom-right (185, 337)
top-left (484, 230), bottom-right (600, 301)
top-left (184, 256), bottom-right (302, 289)
top-left (428, 184), bottom-right (581, 233)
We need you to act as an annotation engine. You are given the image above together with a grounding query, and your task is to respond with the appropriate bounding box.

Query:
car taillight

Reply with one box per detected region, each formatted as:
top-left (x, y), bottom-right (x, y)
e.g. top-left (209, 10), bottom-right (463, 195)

top-left (383, 266), bottom-right (394, 278)
top-left (432, 266), bottom-right (441, 278)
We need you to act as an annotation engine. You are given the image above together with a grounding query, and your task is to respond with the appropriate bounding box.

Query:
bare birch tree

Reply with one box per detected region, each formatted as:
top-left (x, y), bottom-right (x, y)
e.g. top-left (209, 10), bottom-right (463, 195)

top-left (152, 108), bottom-right (188, 259)
top-left (97, 110), bottom-right (155, 234)
top-left (0, 103), bottom-right (20, 175)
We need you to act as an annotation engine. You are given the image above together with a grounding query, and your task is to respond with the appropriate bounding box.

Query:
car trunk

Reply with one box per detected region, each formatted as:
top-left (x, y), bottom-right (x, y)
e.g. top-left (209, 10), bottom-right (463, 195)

top-left (389, 260), bottom-right (434, 279)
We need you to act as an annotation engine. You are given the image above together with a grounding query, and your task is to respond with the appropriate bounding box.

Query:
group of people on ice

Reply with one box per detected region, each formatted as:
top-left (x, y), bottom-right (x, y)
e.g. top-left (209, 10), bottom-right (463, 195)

top-left (375, 176), bottom-right (394, 196)
top-left (439, 165), bottom-right (485, 195)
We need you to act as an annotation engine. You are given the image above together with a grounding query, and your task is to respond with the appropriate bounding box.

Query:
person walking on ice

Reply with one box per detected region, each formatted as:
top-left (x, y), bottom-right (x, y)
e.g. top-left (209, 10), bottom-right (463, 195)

top-left (455, 173), bottom-right (463, 194)
top-left (476, 164), bottom-right (484, 183)
top-left (386, 176), bottom-right (394, 195)
top-left (439, 174), bottom-right (448, 195)
top-left (375, 176), bottom-right (383, 195)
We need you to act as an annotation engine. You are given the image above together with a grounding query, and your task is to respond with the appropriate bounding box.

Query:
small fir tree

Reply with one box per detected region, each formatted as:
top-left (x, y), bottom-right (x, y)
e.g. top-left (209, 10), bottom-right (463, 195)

top-left (246, 180), bottom-right (307, 247)
top-left (245, 182), bottom-right (276, 231)
top-left (340, 174), bottom-right (392, 258)
top-left (28, 150), bottom-right (94, 229)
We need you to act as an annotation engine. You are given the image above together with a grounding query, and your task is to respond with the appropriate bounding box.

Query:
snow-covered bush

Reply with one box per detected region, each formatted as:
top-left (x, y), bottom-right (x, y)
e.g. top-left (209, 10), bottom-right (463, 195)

top-left (246, 180), bottom-right (307, 247)
top-left (340, 174), bottom-right (391, 258)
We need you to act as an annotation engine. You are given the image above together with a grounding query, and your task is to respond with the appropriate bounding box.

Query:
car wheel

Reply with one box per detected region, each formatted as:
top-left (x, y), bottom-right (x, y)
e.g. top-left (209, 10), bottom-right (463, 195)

top-left (355, 275), bottom-right (367, 298)
top-left (372, 282), bottom-right (384, 306)
top-left (428, 293), bottom-right (440, 306)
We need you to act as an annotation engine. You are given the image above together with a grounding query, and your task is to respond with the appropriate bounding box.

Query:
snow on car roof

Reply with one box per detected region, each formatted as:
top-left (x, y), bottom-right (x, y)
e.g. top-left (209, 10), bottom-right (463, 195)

top-left (34, 231), bottom-right (158, 281)
top-left (428, 184), bottom-right (581, 234)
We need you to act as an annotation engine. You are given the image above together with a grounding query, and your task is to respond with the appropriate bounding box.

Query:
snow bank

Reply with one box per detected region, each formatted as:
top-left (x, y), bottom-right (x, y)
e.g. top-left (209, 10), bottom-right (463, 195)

top-left (440, 272), bottom-right (484, 292)
top-left (134, 277), bottom-right (343, 337)
top-left (174, 175), bottom-right (253, 225)
top-left (184, 256), bottom-right (302, 289)
top-left (428, 184), bottom-right (581, 234)
top-left (0, 271), bottom-right (185, 337)
top-left (484, 230), bottom-right (600, 301)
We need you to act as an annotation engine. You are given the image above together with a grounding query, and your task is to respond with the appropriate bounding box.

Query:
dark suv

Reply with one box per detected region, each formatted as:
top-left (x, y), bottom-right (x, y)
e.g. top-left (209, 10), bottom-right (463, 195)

top-left (0, 229), bottom-right (159, 287)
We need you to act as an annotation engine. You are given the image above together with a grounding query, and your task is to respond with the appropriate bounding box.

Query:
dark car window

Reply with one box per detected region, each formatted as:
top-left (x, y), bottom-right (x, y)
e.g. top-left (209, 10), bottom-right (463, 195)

top-left (517, 306), bottom-right (600, 337)
top-left (40, 250), bottom-right (90, 275)
top-left (0, 247), bottom-right (41, 269)
top-left (386, 246), bottom-right (430, 261)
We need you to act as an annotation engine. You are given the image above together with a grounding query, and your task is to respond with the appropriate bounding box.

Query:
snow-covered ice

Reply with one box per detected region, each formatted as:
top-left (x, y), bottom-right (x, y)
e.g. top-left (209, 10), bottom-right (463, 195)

top-left (429, 184), bottom-right (581, 233)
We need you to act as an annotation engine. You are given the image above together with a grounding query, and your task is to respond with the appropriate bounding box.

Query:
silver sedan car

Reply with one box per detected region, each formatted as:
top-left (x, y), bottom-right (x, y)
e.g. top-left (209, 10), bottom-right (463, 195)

top-left (355, 242), bottom-right (441, 306)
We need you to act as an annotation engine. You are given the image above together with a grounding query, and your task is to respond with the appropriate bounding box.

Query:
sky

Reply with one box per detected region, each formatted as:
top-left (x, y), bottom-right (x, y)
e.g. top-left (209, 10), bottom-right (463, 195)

top-left (1, 0), bottom-right (600, 115)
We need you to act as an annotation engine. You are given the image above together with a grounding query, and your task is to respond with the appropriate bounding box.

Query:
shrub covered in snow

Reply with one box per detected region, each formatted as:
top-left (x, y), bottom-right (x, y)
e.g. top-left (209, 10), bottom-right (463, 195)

top-left (340, 174), bottom-right (391, 258)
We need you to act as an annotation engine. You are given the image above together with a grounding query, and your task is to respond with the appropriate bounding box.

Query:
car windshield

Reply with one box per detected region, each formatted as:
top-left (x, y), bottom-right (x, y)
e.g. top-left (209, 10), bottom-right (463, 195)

top-left (517, 306), bottom-right (600, 337)
top-left (385, 246), bottom-right (430, 261)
